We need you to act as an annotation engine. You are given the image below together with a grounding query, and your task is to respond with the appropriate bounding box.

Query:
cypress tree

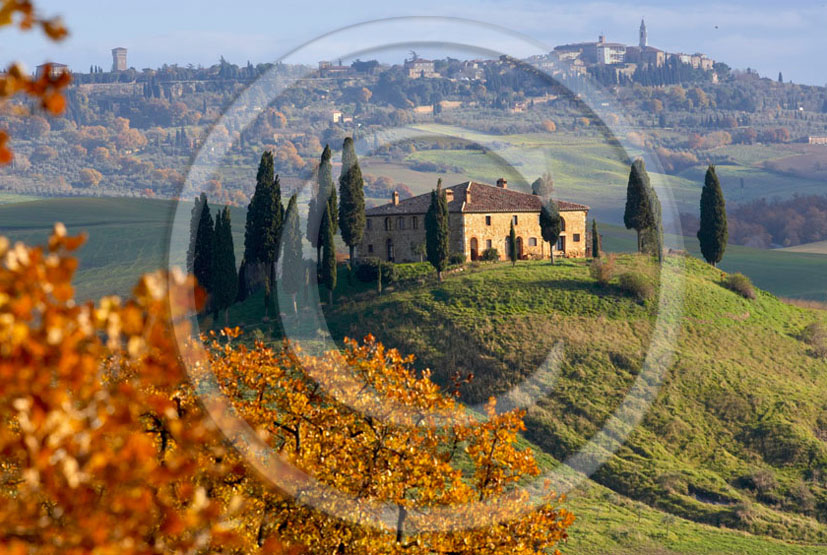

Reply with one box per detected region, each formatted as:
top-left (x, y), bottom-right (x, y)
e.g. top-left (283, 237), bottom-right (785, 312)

top-left (186, 193), bottom-right (207, 273)
top-left (281, 194), bottom-right (303, 314)
top-left (591, 219), bottom-right (602, 258)
top-left (624, 159), bottom-right (656, 253)
top-left (338, 137), bottom-right (365, 266)
top-left (539, 200), bottom-right (562, 265)
top-left (243, 151), bottom-right (284, 317)
top-left (192, 196), bottom-right (214, 304)
top-left (425, 179), bottom-right (450, 281)
top-left (320, 207), bottom-right (337, 305)
top-left (508, 221), bottom-right (518, 267)
top-left (211, 207), bottom-right (238, 325)
top-left (697, 165), bottom-right (728, 267)
top-left (307, 145), bottom-right (337, 270)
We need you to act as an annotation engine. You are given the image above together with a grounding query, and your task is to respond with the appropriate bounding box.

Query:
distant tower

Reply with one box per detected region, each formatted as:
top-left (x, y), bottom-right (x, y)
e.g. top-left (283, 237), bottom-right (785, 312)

top-left (639, 18), bottom-right (648, 48)
top-left (111, 47), bottom-right (128, 72)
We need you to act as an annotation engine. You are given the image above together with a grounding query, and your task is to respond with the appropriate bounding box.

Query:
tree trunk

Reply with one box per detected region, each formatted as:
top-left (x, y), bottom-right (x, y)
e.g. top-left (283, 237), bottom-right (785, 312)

top-left (328, 288), bottom-right (333, 305)
top-left (292, 293), bottom-right (297, 315)
top-left (636, 229), bottom-right (642, 253)
top-left (550, 242), bottom-right (555, 265)
top-left (224, 307), bottom-right (229, 327)
top-left (395, 505), bottom-right (407, 544)
top-left (437, 270), bottom-right (442, 282)
top-left (349, 245), bottom-right (355, 266)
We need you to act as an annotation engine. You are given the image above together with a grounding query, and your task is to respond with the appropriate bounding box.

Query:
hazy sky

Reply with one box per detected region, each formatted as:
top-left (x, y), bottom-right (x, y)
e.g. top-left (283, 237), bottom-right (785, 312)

top-left (9, 1), bottom-right (827, 85)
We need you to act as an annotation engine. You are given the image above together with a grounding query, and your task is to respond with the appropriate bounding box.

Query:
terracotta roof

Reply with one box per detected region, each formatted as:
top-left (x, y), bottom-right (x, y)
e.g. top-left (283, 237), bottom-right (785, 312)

top-left (365, 181), bottom-right (589, 216)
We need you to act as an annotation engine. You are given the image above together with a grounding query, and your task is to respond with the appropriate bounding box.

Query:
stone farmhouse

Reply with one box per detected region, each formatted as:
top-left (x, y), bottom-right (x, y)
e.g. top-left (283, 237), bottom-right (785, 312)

top-left (358, 179), bottom-right (590, 263)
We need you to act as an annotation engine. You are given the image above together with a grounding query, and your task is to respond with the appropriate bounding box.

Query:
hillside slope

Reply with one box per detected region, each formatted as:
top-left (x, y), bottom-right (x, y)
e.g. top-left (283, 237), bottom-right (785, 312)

top-left (293, 255), bottom-right (827, 545)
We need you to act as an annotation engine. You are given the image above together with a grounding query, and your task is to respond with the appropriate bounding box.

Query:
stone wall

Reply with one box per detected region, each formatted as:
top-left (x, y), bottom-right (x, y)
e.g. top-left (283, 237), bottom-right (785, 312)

top-left (357, 209), bottom-right (588, 262)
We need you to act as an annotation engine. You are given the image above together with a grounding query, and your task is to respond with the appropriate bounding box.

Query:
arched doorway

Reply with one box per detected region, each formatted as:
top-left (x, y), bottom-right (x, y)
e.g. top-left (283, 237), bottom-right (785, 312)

top-left (516, 237), bottom-right (524, 259)
top-left (470, 237), bottom-right (479, 261)
top-left (386, 238), bottom-right (394, 262)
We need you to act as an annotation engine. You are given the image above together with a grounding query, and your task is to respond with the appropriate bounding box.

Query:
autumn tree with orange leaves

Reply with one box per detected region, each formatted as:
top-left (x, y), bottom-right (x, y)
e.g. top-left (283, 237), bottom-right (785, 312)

top-left (0, 0), bottom-right (71, 163)
top-left (0, 227), bottom-right (574, 553)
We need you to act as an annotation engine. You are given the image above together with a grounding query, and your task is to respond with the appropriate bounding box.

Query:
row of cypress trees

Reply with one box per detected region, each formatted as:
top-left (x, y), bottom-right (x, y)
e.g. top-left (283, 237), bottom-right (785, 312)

top-left (189, 137), bottom-right (367, 320)
top-left (306, 137), bottom-right (367, 303)
top-left (622, 157), bottom-right (729, 267)
top-left (186, 193), bottom-right (238, 324)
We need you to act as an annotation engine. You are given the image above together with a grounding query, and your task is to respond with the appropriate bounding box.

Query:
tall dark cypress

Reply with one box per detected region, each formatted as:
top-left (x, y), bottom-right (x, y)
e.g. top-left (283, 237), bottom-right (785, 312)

top-left (243, 151), bottom-right (284, 316)
top-left (320, 207), bottom-right (337, 305)
top-left (425, 179), bottom-right (450, 281)
top-left (338, 137), bottom-right (365, 265)
top-left (697, 165), bottom-right (728, 267)
top-left (186, 193), bottom-right (207, 273)
top-left (192, 196), bottom-right (215, 303)
top-left (307, 145), bottom-right (337, 270)
top-left (508, 221), bottom-right (518, 266)
top-left (281, 194), bottom-right (303, 314)
top-left (211, 207), bottom-right (238, 325)
top-left (624, 159), bottom-right (656, 253)
top-left (591, 219), bottom-right (602, 258)
top-left (539, 200), bottom-right (562, 264)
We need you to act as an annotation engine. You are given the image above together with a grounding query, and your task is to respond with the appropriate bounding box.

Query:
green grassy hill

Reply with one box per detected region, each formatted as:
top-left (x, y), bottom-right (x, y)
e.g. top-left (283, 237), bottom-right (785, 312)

top-left (228, 254), bottom-right (827, 552)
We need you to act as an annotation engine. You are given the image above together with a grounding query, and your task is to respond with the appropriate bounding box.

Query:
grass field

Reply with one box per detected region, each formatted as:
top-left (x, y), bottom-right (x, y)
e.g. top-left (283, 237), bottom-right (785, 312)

top-left (0, 197), bottom-right (246, 300)
top-left (600, 224), bottom-right (827, 302)
top-left (224, 254), bottom-right (827, 552)
top-left (780, 240), bottom-right (827, 255)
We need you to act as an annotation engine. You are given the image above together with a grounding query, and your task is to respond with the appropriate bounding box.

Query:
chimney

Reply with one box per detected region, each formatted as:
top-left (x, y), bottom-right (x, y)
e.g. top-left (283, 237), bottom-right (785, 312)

top-left (465, 186), bottom-right (471, 204)
top-left (445, 189), bottom-right (454, 202)
top-left (392, 191), bottom-right (399, 205)
top-left (496, 177), bottom-right (508, 189)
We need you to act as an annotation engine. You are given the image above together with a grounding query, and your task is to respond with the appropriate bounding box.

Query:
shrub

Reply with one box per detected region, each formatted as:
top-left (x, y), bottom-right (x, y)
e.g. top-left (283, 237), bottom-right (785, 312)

top-left (618, 272), bottom-right (655, 302)
top-left (480, 248), bottom-right (499, 262)
top-left (480, 248), bottom-right (500, 262)
top-left (449, 253), bottom-right (466, 266)
top-left (355, 257), bottom-right (397, 284)
top-left (724, 273), bottom-right (756, 300)
top-left (589, 254), bottom-right (616, 286)
top-left (801, 322), bottom-right (827, 358)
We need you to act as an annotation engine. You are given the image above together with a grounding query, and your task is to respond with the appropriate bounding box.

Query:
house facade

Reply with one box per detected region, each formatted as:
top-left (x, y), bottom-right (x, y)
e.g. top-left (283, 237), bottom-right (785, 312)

top-left (358, 179), bottom-right (590, 263)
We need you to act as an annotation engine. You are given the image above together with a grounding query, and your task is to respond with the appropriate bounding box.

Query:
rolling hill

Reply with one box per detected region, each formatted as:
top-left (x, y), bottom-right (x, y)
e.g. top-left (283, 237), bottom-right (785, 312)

top-left (225, 253), bottom-right (827, 552)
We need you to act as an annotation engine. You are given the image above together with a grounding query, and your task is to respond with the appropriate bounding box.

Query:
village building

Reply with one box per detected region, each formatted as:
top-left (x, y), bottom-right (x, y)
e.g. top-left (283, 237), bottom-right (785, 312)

top-left (358, 179), bottom-right (590, 263)
top-left (404, 58), bottom-right (439, 79)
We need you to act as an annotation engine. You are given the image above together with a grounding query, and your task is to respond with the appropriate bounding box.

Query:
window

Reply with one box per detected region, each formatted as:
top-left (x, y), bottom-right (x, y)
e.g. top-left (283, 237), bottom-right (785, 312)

top-left (573, 233), bottom-right (581, 243)
top-left (513, 215), bottom-right (519, 226)
top-left (560, 217), bottom-right (566, 232)
top-left (528, 237), bottom-right (537, 247)
top-left (366, 218), bottom-right (372, 231)
top-left (485, 239), bottom-right (492, 249)
top-left (368, 244), bottom-right (374, 254)
top-left (412, 216), bottom-right (418, 230)
top-left (485, 215), bottom-right (492, 226)
top-left (557, 236), bottom-right (566, 251)
top-left (397, 216), bottom-right (405, 230)
top-left (384, 217), bottom-right (391, 231)
top-left (386, 239), bottom-right (394, 262)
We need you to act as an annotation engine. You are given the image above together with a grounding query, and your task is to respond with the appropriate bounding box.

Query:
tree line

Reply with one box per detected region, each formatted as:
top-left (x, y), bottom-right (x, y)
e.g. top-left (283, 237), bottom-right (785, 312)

top-left (188, 136), bottom-right (368, 318)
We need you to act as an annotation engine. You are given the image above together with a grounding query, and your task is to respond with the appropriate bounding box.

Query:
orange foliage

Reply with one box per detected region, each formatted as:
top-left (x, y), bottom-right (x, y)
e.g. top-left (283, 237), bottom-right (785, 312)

top-left (0, 229), bottom-right (573, 553)
top-left (0, 1), bottom-right (70, 163)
